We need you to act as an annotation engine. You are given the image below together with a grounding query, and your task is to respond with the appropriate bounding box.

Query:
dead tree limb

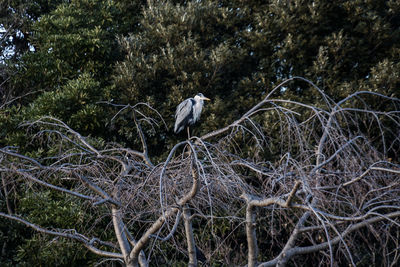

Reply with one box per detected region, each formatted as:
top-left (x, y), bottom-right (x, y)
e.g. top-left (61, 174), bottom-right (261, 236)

top-left (0, 212), bottom-right (123, 259)
top-left (183, 205), bottom-right (198, 267)
top-left (1, 78), bottom-right (399, 266)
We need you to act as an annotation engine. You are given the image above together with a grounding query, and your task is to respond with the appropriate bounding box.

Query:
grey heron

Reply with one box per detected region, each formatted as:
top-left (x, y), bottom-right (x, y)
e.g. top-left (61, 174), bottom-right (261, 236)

top-left (174, 93), bottom-right (210, 139)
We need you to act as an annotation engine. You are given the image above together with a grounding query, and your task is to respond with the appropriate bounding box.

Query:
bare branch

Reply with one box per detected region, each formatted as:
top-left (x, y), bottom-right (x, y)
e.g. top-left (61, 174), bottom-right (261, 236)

top-left (1, 77), bottom-right (399, 266)
top-left (259, 211), bottom-right (400, 267)
top-left (133, 110), bottom-right (153, 167)
top-left (5, 167), bottom-right (95, 201)
top-left (112, 207), bottom-right (132, 263)
top-left (344, 165), bottom-right (400, 187)
top-left (0, 148), bottom-right (45, 169)
top-left (77, 174), bottom-right (121, 207)
top-left (183, 205), bottom-right (198, 267)
top-left (285, 180), bottom-right (301, 207)
top-left (0, 212), bottom-right (123, 259)
top-left (150, 210), bottom-right (182, 242)
top-left (129, 156), bottom-right (200, 264)
top-left (23, 116), bottom-right (102, 156)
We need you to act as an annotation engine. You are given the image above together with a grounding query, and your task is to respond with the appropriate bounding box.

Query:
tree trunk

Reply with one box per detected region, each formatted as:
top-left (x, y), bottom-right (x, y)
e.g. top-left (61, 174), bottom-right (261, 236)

top-left (183, 205), bottom-right (197, 267)
top-left (246, 204), bottom-right (258, 267)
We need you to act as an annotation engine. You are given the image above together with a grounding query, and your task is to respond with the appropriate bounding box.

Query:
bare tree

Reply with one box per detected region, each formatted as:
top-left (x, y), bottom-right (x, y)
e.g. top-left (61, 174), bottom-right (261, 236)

top-left (1, 77), bottom-right (399, 266)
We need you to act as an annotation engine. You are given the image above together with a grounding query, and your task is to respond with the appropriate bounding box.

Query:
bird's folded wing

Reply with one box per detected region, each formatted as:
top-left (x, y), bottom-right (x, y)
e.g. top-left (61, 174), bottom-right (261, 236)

top-left (174, 98), bottom-right (194, 132)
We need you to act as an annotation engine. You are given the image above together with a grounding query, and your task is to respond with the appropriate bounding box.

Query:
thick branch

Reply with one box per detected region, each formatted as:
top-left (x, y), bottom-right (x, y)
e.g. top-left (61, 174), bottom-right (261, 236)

top-left (242, 181), bottom-right (302, 267)
top-left (285, 181), bottom-right (301, 207)
top-left (124, 228), bottom-right (148, 267)
top-left (241, 182), bottom-right (304, 210)
top-left (112, 207), bottom-right (132, 263)
top-left (129, 159), bottom-right (200, 263)
top-left (245, 203), bottom-right (258, 267)
top-left (275, 210), bottom-right (312, 267)
top-left (0, 212), bottom-right (123, 259)
top-left (150, 210), bottom-right (182, 241)
top-left (183, 205), bottom-right (197, 267)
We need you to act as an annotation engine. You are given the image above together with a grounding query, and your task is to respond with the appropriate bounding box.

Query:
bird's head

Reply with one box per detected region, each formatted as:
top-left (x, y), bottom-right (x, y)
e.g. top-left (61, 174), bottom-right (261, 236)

top-left (195, 93), bottom-right (210, 101)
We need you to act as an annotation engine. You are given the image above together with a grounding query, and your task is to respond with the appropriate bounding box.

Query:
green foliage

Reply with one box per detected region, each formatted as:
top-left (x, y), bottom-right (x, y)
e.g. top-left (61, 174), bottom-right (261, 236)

top-left (0, 208), bottom-right (31, 266)
top-left (113, 0), bottom-right (260, 153)
top-left (1, 0), bottom-right (143, 145)
top-left (12, 191), bottom-right (99, 266)
top-left (0, 0), bottom-right (65, 60)
top-left (19, 190), bottom-right (84, 227)
top-left (112, 0), bottom-right (399, 158)
top-left (8, 0), bottom-right (120, 95)
top-left (1, 1), bottom-right (143, 265)
top-left (16, 235), bottom-right (93, 267)
top-left (249, 0), bottom-right (400, 101)
top-left (25, 73), bottom-right (106, 134)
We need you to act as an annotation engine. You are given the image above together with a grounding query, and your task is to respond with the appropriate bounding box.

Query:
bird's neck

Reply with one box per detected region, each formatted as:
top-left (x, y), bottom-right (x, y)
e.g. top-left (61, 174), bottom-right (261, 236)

top-left (195, 100), bottom-right (203, 111)
top-left (193, 99), bottom-right (203, 122)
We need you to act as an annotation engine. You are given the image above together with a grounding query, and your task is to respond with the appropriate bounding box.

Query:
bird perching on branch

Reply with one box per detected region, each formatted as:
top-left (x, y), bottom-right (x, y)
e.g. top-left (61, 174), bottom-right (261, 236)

top-left (174, 93), bottom-right (210, 139)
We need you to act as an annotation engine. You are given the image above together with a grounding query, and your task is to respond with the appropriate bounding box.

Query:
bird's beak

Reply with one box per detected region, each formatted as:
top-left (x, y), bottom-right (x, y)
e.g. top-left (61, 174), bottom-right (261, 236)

top-left (202, 97), bottom-right (211, 101)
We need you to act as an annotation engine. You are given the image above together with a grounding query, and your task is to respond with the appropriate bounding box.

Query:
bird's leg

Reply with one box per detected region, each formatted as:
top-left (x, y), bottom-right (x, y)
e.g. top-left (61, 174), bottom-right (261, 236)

top-left (185, 127), bottom-right (192, 158)
top-left (186, 127), bottom-right (191, 140)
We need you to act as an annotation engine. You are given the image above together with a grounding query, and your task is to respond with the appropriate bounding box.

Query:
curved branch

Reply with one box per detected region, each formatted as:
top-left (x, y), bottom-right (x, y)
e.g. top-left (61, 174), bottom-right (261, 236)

top-left (150, 210), bottom-right (182, 242)
top-left (241, 181), bottom-right (303, 267)
top-left (23, 116), bottom-right (101, 156)
top-left (12, 169), bottom-right (95, 201)
top-left (183, 205), bottom-right (198, 266)
top-left (77, 174), bottom-right (121, 207)
top-left (129, 151), bottom-right (200, 264)
top-left (344, 165), bottom-right (400, 187)
top-left (200, 76), bottom-right (329, 141)
top-left (133, 110), bottom-right (153, 167)
top-left (259, 211), bottom-right (400, 267)
top-left (0, 148), bottom-right (45, 169)
top-left (0, 212), bottom-right (123, 259)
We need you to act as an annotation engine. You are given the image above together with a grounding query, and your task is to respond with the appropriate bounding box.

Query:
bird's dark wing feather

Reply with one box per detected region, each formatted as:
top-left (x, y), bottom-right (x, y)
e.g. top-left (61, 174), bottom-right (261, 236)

top-left (174, 98), bottom-right (195, 133)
